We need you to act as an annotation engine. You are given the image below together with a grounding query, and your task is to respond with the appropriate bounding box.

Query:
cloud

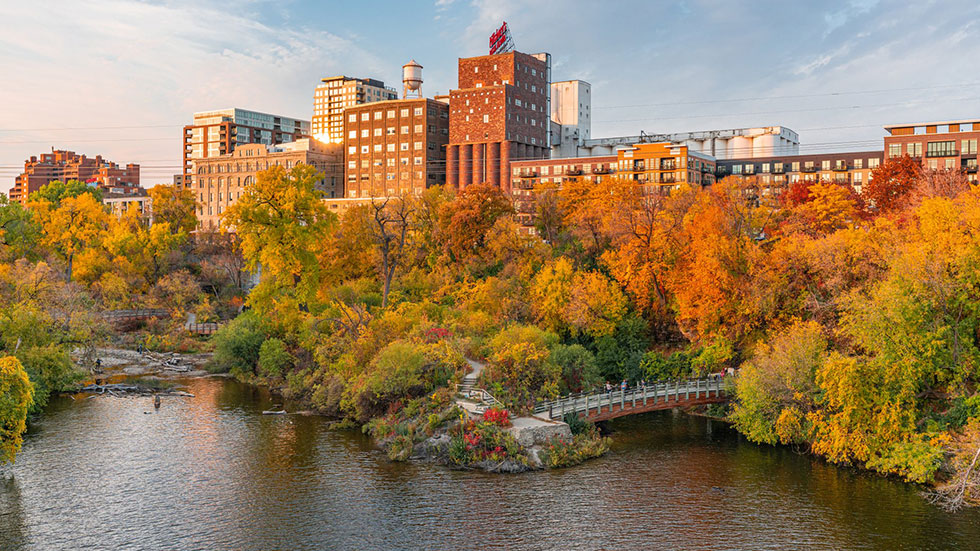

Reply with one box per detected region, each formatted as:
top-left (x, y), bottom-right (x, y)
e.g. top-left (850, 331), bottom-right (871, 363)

top-left (0, 0), bottom-right (388, 189)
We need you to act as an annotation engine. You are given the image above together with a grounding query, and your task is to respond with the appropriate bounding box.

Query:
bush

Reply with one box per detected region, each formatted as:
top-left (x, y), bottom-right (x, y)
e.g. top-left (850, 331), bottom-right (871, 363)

top-left (16, 344), bottom-right (81, 414)
top-left (209, 312), bottom-right (266, 375)
top-left (562, 412), bottom-right (592, 436)
top-left (344, 341), bottom-right (428, 423)
top-left (552, 343), bottom-right (600, 394)
top-left (538, 426), bottom-right (610, 468)
top-left (483, 324), bottom-right (561, 411)
top-left (257, 338), bottom-right (292, 378)
top-left (482, 407), bottom-right (511, 427)
top-left (641, 349), bottom-right (694, 381)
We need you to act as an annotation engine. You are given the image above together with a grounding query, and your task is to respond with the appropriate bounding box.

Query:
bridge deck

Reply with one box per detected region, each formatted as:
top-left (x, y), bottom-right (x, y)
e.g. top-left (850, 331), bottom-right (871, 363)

top-left (534, 376), bottom-right (728, 422)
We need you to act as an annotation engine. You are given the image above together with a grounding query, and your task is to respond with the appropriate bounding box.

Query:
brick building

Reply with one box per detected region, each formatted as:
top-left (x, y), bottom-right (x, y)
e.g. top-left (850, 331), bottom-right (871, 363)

top-left (510, 142), bottom-right (714, 232)
top-left (312, 76), bottom-right (398, 144)
top-left (9, 149), bottom-right (140, 204)
top-left (182, 108), bottom-right (309, 191)
top-left (446, 50), bottom-right (551, 192)
top-left (342, 97), bottom-right (449, 198)
top-left (189, 138), bottom-right (342, 231)
top-left (883, 120), bottom-right (979, 183)
top-left (716, 151), bottom-right (885, 194)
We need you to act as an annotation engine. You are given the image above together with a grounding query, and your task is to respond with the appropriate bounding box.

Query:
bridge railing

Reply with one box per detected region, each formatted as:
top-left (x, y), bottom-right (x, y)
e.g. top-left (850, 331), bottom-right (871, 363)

top-left (533, 375), bottom-right (727, 420)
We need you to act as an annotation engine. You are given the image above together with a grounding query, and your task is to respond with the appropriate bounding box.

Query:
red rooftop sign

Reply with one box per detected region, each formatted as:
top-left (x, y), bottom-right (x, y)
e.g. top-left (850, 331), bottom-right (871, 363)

top-left (489, 22), bottom-right (514, 55)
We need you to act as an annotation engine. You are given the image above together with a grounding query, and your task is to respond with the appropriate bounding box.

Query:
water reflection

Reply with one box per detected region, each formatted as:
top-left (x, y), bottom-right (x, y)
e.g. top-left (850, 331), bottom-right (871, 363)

top-left (2, 376), bottom-right (979, 550)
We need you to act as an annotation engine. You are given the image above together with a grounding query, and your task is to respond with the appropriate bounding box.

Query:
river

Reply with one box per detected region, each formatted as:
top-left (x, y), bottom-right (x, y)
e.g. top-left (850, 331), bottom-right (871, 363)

top-left (2, 376), bottom-right (979, 550)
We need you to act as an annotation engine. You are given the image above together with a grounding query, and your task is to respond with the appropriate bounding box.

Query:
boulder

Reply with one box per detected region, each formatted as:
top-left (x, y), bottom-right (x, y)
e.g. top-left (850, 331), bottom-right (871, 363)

top-left (507, 416), bottom-right (572, 448)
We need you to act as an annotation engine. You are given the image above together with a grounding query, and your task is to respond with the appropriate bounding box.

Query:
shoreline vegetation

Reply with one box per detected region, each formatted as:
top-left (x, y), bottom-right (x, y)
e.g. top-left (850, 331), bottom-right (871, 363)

top-left (2, 160), bottom-right (980, 507)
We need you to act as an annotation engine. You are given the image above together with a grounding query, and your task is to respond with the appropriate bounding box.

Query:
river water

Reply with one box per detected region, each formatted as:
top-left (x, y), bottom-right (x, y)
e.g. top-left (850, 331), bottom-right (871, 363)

top-left (2, 376), bottom-right (979, 550)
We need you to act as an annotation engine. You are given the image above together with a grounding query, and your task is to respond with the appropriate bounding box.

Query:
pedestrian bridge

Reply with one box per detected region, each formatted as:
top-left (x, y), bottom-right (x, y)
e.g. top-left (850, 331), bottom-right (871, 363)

top-left (533, 376), bottom-right (728, 422)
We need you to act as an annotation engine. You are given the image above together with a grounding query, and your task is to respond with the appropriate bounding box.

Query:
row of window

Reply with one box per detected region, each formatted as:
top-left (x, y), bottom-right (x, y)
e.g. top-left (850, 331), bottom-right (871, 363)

top-left (887, 139), bottom-right (978, 157)
top-left (348, 107), bottom-right (426, 121)
top-left (347, 142), bottom-right (436, 154)
top-left (348, 157), bottom-right (426, 168)
top-left (195, 159), bottom-right (298, 174)
top-left (730, 158), bottom-right (881, 174)
top-left (347, 125), bottom-right (441, 138)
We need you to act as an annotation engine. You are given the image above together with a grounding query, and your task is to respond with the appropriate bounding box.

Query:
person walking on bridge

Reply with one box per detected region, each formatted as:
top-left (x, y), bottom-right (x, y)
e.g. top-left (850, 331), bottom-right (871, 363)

top-left (621, 379), bottom-right (628, 393)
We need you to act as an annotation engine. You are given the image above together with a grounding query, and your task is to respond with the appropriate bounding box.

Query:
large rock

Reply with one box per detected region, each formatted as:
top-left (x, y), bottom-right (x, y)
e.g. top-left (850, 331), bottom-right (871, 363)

top-left (507, 416), bottom-right (572, 448)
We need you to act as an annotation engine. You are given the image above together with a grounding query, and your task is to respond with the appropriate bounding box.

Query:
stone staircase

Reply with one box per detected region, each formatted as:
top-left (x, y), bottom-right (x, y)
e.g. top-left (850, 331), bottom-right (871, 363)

top-left (455, 359), bottom-right (499, 416)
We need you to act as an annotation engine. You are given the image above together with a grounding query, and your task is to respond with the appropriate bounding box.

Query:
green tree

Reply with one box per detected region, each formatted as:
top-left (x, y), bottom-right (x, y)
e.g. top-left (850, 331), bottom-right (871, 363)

top-left (30, 179), bottom-right (103, 206)
top-left (0, 356), bottom-right (34, 465)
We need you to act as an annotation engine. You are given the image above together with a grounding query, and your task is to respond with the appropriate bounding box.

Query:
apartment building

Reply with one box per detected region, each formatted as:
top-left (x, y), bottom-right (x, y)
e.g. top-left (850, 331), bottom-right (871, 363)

top-left (9, 149), bottom-right (140, 204)
top-left (715, 151), bottom-right (884, 194)
top-left (190, 138), bottom-right (342, 231)
top-left (182, 108), bottom-right (309, 190)
top-left (312, 76), bottom-right (398, 144)
top-left (510, 142), bottom-right (715, 232)
top-left (446, 50), bottom-right (551, 192)
top-left (103, 190), bottom-right (151, 219)
top-left (883, 120), bottom-right (979, 183)
top-left (342, 97), bottom-right (449, 198)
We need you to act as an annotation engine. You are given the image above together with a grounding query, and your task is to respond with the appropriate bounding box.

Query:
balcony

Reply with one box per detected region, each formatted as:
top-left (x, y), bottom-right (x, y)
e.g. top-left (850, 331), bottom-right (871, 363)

top-left (518, 171), bottom-right (538, 178)
top-left (833, 164), bottom-right (849, 172)
top-left (514, 180), bottom-right (535, 190)
top-left (593, 167), bottom-right (612, 174)
top-left (566, 169), bottom-right (583, 176)
top-left (660, 162), bottom-right (677, 171)
top-left (926, 150), bottom-right (959, 158)
top-left (660, 175), bottom-right (677, 184)
top-left (801, 166), bottom-right (818, 173)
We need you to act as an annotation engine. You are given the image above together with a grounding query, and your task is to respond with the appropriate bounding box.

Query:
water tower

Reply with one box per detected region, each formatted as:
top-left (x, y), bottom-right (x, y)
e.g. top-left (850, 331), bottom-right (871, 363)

top-left (402, 60), bottom-right (423, 99)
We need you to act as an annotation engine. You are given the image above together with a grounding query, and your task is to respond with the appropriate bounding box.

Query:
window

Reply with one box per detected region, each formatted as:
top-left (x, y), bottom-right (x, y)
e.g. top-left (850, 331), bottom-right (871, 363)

top-left (414, 124), bottom-right (423, 133)
top-left (387, 144), bottom-right (395, 152)
top-left (360, 146), bottom-right (369, 154)
top-left (907, 142), bottom-right (922, 157)
top-left (732, 165), bottom-right (742, 175)
top-left (854, 159), bottom-right (863, 169)
top-left (414, 141), bottom-right (423, 150)
top-left (413, 107), bottom-right (423, 116)
top-left (869, 157), bottom-right (880, 168)
top-left (374, 128), bottom-right (382, 136)
top-left (387, 110), bottom-right (395, 118)
top-left (762, 163), bottom-right (770, 173)
top-left (962, 139), bottom-right (978, 154)
top-left (360, 129), bottom-right (369, 138)
top-left (821, 160), bottom-right (831, 171)
top-left (926, 141), bottom-right (956, 157)
top-left (853, 172), bottom-right (863, 183)
top-left (348, 114), bottom-right (356, 122)
top-left (483, 114), bottom-right (489, 123)
top-left (387, 127), bottom-right (395, 135)
top-left (888, 144), bottom-right (902, 158)
top-left (347, 161), bottom-right (356, 169)
top-left (373, 144), bottom-right (382, 152)
top-left (361, 113), bottom-right (369, 121)
top-left (401, 126), bottom-right (409, 134)
top-left (400, 109), bottom-right (409, 117)
top-left (928, 159), bottom-right (938, 170)
top-left (414, 157), bottom-right (422, 165)
top-left (946, 158), bottom-right (955, 169)
top-left (374, 111), bottom-right (383, 120)
top-left (791, 162), bottom-right (800, 172)
top-left (400, 143), bottom-right (409, 151)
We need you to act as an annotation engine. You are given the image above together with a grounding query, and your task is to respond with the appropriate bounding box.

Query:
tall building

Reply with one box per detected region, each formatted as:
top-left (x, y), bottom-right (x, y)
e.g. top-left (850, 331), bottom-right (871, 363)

top-left (312, 76), bottom-right (398, 144)
top-left (189, 138), bottom-right (342, 231)
top-left (342, 97), bottom-right (449, 198)
top-left (182, 108), bottom-right (310, 190)
top-left (551, 80), bottom-right (591, 158)
top-left (9, 149), bottom-right (140, 204)
top-left (446, 50), bottom-right (551, 192)
top-left (883, 119), bottom-right (979, 183)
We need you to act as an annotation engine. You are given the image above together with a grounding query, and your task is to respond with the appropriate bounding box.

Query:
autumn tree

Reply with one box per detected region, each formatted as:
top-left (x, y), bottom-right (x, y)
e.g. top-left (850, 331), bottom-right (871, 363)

top-left (790, 182), bottom-right (859, 235)
top-left (865, 155), bottom-right (921, 214)
top-left (32, 193), bottom-right (109, 281)
top-left (440, 182), bottom-right (513, 261)
top-left (0, 356), bottom-right (34, 465)
top-left (222, 164), bottom-right (337, 319)
top-left (148, 184), bottom-right (197, 234)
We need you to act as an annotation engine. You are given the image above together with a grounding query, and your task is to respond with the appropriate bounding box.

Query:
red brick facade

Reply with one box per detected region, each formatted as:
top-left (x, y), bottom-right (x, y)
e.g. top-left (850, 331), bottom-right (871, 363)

top-left (10, 150), bottom-right (140, 204)
top-left (342, 98), bottom-right (449, 198)
top-left (447, 51), bottom-right (550, 192)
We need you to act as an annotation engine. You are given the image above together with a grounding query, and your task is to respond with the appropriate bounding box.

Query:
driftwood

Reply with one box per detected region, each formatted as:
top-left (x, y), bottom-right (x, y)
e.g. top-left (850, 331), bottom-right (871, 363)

top-left (74, 383), bottom-right (195, 398)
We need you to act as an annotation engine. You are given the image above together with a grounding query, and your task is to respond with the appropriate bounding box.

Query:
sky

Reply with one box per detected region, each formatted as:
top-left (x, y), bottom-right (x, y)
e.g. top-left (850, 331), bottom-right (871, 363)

top-left (1, 0), bottom-right (979, 192)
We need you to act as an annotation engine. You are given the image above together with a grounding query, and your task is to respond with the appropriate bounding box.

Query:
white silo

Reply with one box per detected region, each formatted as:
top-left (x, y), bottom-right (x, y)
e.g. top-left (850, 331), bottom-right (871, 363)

top-left (754, 134), bottom-right (777, 158)
top-left (728, 136), bottom-right (752, 159)
top-left (403, 60), bottom-right (423, 99)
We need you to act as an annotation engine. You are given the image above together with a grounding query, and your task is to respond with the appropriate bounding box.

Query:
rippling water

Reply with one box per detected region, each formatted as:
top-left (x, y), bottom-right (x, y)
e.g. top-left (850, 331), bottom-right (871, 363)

top-left (2, 376), bottom-right (978, 550)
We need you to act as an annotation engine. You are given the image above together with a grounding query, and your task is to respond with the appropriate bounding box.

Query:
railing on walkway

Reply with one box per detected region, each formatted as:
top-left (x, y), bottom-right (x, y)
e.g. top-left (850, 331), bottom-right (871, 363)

top-left (187, 322), bottom-right (223, 335)
top-left (533, 375), bottom-right (727, 421)
top-left (102, 308), bottom-right (170, 322)
top-left (454, 384), bottom-right (503, 411)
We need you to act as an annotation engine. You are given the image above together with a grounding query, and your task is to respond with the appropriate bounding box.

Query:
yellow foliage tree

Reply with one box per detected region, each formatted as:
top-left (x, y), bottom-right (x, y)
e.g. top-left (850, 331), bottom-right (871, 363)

top-left (32, 193), bottom-right (109, 281)
top-left (0, 356), bottom-right (34, 465)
